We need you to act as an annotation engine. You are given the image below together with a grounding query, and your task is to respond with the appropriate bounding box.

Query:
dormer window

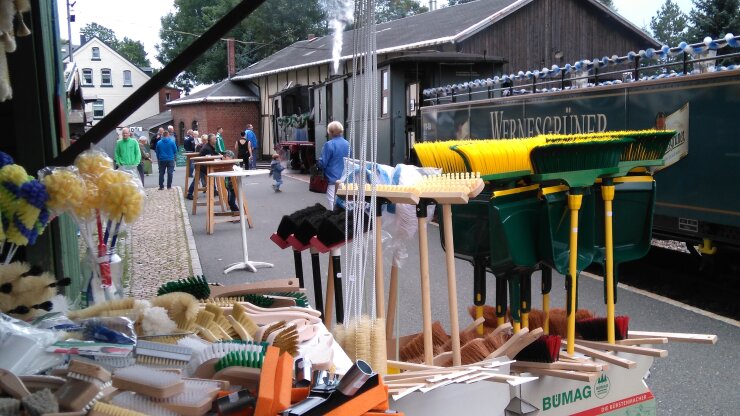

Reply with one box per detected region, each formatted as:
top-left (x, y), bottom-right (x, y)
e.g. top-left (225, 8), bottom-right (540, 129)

top-left (91, 47), bottom-right (100, 60)
top-left (101, 68), bottom-right (112, 86)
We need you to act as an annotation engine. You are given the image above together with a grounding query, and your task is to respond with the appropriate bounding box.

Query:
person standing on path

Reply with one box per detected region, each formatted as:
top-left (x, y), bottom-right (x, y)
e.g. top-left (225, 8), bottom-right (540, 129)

top-left (137, 137), bottom-right (151, 186)
top-left (156, 129), bottom-right (178, 190)
top-left (114, 127), bottom-right (141, 172)
top-left (235, 131), bottom-right (249, 168)
top-left (168, 125), bottom-right (177, 142)
top-left (184, 129), bottom-right (195, 152)
top-left (215, 127), bottom-right (226, 154)
top-left (269, 153), bottom-right (285, 192)
top-left (245, 124), bottom-right (258, 169)
top-left (318, 121), bottom-right (349, 209)
top-left (150, 127), bottom-right (163, 163)
top-left (187, 134), bottom-right (218, 199)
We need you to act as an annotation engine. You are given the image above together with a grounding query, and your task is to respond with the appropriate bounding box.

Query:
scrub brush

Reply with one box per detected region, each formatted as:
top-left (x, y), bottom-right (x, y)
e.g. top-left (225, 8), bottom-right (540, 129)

top-left (89, 401), bottom-right (149, 416)
top-left (513, 335), bottom-right (561, 363)
top-left (0, 398), bottom-right (20, 416)
top-left (227, 302), bottom-right (259, 341)
top-left (212, 343), bottom-right (268, 390)
top-left (110, 392), bottom-right (178, 416)
top-left (22, 388), bottom-right (60, 416)
top-left (204, 303), bottom-right (237, 339)
top-left (112, 366), bottom-right (184, 399)
top-left (157, 275), bottom-right (211, 300)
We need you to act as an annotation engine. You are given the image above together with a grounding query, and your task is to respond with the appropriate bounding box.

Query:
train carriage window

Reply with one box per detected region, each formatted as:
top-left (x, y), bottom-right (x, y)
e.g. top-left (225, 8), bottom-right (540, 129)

top-left (381, 69), bottom-right (389, 117)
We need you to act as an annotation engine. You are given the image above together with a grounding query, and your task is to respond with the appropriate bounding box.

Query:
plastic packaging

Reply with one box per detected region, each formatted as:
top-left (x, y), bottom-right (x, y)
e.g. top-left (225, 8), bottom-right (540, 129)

top-left (0, 312), bottom-right (65, 374)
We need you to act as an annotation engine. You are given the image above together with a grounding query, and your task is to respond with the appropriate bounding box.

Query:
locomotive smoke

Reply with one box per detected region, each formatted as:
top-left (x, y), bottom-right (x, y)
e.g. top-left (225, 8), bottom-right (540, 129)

top-left (322, 0), bottom-right (354, 74)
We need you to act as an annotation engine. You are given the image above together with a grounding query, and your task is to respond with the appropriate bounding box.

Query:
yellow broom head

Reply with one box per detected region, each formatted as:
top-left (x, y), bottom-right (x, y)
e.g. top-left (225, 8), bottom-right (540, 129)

top-left (413, 140), bottom-right (474, 173)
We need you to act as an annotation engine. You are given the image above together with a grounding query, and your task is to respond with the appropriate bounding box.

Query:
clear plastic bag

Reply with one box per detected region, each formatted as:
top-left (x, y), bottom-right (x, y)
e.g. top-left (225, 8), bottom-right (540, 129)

top-left (0, 313), bottom-right (65, 374)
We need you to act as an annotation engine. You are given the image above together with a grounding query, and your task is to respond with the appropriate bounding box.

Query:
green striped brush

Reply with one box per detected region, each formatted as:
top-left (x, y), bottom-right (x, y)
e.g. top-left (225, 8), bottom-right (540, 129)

top-left (214, 344), bottom-right (268, 372)
top-left (157, 276), bottom-right (210, 300)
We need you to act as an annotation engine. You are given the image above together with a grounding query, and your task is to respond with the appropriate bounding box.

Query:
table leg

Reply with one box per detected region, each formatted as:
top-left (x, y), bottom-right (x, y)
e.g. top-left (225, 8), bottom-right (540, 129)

top-left (184, 157), bottom-right (190, 196)
top-left (207, 174), bottom-right (214, 234)
top-left (223, 175), bottom-right (273, 274)
top-left (191, 166), bottom-right (200, 214)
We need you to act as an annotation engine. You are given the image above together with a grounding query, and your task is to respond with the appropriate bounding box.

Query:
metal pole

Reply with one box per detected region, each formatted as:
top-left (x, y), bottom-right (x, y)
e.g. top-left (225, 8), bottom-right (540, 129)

top-left (66, 0), bottom-right (73, 62)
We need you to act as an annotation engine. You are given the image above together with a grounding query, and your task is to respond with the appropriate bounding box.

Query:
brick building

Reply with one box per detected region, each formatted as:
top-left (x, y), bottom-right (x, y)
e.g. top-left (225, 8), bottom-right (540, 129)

top-left (159, 87), bottom-right (181, 113)
top-left (167, 79), bottom-right (260, 151)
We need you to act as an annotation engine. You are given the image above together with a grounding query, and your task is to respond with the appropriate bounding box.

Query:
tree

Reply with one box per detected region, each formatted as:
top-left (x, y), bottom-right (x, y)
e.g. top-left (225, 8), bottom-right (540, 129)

top-left (376, 0), bottom-right (428, 24)
top-left (80, 23), bottom-right (151, 67)
top-left (688, 0), bottom-right (740, 41)
top-left (80, 22), bottom-right (117, 46)
top-left (117, 37), bottom-right (151, 68)
top-left (157, 0), bottom-right (328, 92)
top-left (650, 0), bottom-right (690, 46)
top-left (598, 0), bottom-right (617, 10)
top-left (446, 0), bottom-right (475, 5)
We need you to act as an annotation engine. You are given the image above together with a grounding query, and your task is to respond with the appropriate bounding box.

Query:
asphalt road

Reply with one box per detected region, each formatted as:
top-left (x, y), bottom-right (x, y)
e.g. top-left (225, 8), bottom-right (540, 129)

top-left (161, 166), bottom-right (740, 415)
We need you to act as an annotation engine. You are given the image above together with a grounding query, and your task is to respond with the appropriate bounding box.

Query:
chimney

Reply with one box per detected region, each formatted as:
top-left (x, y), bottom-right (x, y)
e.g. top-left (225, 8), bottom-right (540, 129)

top-left (226, 38), bottom-right (236, 78)
top-left (80, 34), bottom-right (87, 45)
top-left (307, 34), bottom-right (316, 41)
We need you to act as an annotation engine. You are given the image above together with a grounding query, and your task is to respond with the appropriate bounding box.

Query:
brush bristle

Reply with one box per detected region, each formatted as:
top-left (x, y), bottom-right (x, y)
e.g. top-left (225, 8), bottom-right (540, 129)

top-left (461, 339), bottom-right (490, 365)
top-left (295, 210), bottom-right (332, 244)
top-left (514, 335), bottom-right (561, 363)
top-left (0, 398), bottom-right (21, 416)
top-left (277, 204), bottom-right (328, 239)
top-left (530, 138), bottom-right (630, 174)
top-left (157, 276), bottom-right (210, 300)
top-left (90, 401), bottom-right (149, 416)
top-left (22, 388), bottom-right (59, 416)
top-left (576, 316), bottom-right (629, 341)
top-left (214, 344), bottom-right (267, 372)
top-left (110, 392), bottom-right (178, 416)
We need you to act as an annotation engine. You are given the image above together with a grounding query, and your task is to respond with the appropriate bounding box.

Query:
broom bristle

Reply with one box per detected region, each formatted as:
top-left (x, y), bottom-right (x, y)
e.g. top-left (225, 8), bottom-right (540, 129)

top-left (514, 335), bottom-right (561, 363)
top-left (294, 210), bottom-right (332, 244)
top-left (576, 316), bottom-right (630, 341)
top-left (482, 331), bottom-right (510, 351)
top-left (277, 204), bottom-right (327, 239)
top-left (461, 339), bottom-right (490, 365)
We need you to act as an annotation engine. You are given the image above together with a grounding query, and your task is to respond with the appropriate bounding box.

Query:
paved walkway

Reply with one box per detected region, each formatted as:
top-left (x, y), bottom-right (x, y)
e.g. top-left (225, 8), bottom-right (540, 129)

top-left (127, 186), bottom-right (196, 299)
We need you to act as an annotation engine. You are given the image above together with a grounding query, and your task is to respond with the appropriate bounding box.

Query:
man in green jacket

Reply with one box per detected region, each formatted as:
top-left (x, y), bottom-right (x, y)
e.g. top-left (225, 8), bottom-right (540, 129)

top-left (115, 127), bottom-right (142, 171)
top-left (215, 126), bottom-right (226, 154)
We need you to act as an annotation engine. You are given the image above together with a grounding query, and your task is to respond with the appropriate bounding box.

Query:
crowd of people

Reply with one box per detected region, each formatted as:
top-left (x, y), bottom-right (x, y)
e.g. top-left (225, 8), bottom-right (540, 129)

top-left (113, 120), bottom-right (349, 210)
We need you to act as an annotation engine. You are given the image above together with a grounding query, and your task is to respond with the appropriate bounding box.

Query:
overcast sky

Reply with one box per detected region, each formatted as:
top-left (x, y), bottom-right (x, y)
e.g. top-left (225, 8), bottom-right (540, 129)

top-left (56, 0), bottom-right (696, 69)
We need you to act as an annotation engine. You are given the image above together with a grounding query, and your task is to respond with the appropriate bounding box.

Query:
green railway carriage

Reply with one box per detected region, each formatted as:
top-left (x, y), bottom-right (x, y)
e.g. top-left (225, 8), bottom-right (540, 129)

top-left (419, 70), bottom-right (740, 255)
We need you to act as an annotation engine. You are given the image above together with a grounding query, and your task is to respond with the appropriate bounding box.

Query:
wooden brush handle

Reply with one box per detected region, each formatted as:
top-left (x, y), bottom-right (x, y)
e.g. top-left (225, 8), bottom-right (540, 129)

top-left (242, 303), bottom-right (322, 318)
top-left (628, 330), bottom-right (717, 344)
top-left (515, 367), bottom-right (597, 382)
top-left (375, 215), bottom-right (385, 320)
top-left (209, 278), bottom-right (301, 298)
top-left (488, 328), bottom-right (529, 359)
top-left (575, 340), bottom-right (668, 358)
top-left (510, 360), bottom-right (604, 372)
top-left (418, 216), bottom-right (434, 365)
top-left (324, 256), bottom-right (334, 328)
top-left (569, 342), bottom-right (636, 369)
top-left (0, 369), bottom-right (30, 399)
top-left (463, 317), bottom-right (486, 333)
top-left (248, 311), bottom-right (321, 325)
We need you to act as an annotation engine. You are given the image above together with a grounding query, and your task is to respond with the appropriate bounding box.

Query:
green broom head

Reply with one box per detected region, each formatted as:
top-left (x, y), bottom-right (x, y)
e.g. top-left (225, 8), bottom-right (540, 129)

top-left (214, 344), bottom-right (269, 372)
top-left (413, 140), bottom-right (474, 173)
top-left (530, 137), bottom-right (632, 187)
top-left (240, 293), bottom-right (277, 308)
top-left (618, 130), bottom-right (676, 162)
top-left (157, 275), bottom-right (210, 300)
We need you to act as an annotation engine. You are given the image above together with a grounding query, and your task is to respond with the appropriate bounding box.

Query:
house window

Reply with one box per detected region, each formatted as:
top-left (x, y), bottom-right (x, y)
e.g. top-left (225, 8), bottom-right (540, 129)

top-left (91, 47), bottom-right (100, 60)
top-left (165, 92), bottom-right (171, 101)
top-left (92, 99), bottom-right (104, 119)
top-left (101, 69), bottom-right (112, 86)
top-left (82, 68), bottom-right (93, 85)
top-left (123, 70), bottom-right (132, 87)
top-left (381, 69), bottom-right (389, 117)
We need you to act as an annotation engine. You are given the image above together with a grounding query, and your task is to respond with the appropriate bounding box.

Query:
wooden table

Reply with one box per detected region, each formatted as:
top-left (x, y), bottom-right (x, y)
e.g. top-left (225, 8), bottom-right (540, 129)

top-left (189, 155), bottom-right (223, 206)
top-left (183, 152), bottom-right (204, 194)
top-left (196, 159), bottom-right (253, 234)
top-left (209, 169), bottom-right (273, 274)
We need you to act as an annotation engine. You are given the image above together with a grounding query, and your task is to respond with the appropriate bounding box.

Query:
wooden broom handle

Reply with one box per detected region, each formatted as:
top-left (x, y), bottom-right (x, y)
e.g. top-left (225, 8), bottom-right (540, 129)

top-left (375, 215), bottom-right (385, 319)
top-left (442, 204), bottom-right (462, 367)
top-left (418, 216), bottom-right (434, 365)
top-left (386, 263), bottom-right (399, 340)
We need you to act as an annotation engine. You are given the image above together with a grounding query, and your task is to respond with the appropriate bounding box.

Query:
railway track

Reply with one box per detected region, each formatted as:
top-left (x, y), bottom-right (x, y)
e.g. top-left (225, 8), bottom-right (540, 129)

top-left (610, 244), bottom-right (740, 321)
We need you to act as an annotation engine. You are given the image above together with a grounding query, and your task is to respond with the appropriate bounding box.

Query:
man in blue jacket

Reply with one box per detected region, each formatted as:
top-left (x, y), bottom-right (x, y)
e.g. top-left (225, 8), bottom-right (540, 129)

top-left (318, 121), bottom-right (349, 208)
top-left (156, 129), bottom-right (178, 190)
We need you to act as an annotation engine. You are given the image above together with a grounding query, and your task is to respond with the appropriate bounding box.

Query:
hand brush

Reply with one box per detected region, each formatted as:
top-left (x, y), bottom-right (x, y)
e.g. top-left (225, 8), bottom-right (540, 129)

top-left (157, 275), bottom-right (210, 300)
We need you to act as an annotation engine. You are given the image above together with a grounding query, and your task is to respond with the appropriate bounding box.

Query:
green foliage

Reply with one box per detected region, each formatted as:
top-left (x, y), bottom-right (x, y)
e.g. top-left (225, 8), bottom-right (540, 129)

top-left (80, 23), bottom-right (151, 67)
top-left (446, 0), bottom-right (476, 5)
top-left (650, 0), bottom-right (690, 46)
top-left (688, 0), bottom-right (740, 41)
top-left (376, 0), bottom-right (428, 24)
top-left (157, 0), bottom-right (329, 92)
top-left (597, 0), bottom-right (617, 10)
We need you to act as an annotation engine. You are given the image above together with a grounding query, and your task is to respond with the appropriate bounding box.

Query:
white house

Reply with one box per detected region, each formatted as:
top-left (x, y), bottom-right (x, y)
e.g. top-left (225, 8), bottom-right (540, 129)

top-left (70, 36), bottom-right (160, 127)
